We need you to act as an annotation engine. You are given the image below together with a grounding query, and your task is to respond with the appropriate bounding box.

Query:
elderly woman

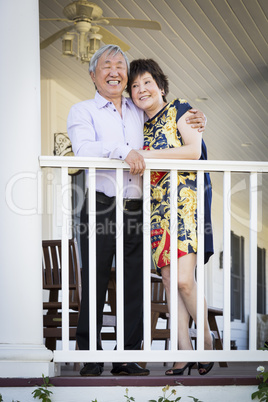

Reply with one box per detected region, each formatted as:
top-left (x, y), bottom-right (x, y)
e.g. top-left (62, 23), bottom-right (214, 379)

top-left (127, 58), bottom-right (214, 376)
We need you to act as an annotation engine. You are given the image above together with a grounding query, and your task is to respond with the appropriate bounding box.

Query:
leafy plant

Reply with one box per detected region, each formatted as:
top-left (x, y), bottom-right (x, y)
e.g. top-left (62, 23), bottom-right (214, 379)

top-left (252, 366), bottom-right (268, 402)
top-left (260, 342), bottom-right (268, 352)
top-left (32, 374), bottom-right (53, 402)
top-left (149, 385), bottom-right (181, 402)
top-left (251, 343), bottom-right (268, 401)
top-left (124, 388), bottom-right (135, 401)
top-left (0, 394), bottom-right (20, 402)
top-left (0, 383), bottom-right (204, 402)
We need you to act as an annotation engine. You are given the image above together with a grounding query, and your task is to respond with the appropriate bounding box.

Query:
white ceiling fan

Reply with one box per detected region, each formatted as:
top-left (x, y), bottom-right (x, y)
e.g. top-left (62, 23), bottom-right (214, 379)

top-left (40, 0), bottom-right (161, 62)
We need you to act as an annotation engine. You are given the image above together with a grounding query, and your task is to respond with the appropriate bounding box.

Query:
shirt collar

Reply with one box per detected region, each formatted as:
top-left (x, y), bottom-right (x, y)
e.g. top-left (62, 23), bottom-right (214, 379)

top-left (94, 91), bottom-right (129, 109)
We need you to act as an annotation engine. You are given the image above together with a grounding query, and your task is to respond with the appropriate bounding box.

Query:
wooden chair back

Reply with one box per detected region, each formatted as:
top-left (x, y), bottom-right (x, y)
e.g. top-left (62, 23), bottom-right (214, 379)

top-left (150, 274), bottom-right (170, 346)
top-left (42, 238), bottom-right (81, 350)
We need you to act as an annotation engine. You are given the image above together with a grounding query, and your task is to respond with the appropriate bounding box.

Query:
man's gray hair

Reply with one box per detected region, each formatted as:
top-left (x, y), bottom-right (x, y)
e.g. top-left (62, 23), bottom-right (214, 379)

top-left (89, 44), bottom-right (130, 74)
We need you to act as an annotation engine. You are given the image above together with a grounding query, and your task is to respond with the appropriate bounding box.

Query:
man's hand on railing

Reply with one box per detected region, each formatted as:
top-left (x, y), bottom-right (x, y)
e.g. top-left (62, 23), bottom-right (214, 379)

top-left (125, 149), bottom-right (146, 176)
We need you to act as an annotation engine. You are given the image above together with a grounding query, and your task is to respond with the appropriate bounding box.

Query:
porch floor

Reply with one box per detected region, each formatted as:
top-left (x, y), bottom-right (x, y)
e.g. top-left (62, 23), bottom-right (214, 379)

top-left (60, 361), bottom-right (257, 376)
top-left (0, 362), bottom-right (261, 387)
top-left (53, 361), bottom-right (260, 387)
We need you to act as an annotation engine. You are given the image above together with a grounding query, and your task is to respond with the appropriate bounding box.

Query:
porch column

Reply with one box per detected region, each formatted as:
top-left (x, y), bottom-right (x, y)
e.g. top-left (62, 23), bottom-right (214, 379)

top-left (0, 0), bottom-right (53, 377)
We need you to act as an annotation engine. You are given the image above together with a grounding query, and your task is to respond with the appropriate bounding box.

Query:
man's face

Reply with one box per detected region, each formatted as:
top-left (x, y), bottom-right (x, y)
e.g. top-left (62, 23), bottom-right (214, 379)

top-left (90, 50), bottom-right (128, 101)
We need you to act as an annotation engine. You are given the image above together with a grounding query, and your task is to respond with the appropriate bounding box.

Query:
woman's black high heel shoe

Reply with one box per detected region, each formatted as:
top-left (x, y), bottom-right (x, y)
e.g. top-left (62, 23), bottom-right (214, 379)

top-left (198, 332), bottom-right (216, 376)
top-left (165, 362), bottom-right (195, 376)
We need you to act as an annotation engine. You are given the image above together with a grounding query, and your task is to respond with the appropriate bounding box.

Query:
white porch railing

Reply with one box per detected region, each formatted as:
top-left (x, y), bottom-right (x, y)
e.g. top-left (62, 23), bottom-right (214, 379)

top-left (40, 156), bottom-right (268, 365)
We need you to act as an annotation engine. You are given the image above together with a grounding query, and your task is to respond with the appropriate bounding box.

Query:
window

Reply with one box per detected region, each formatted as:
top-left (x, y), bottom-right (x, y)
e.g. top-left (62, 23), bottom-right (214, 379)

top-left (257, 247), bottom-right (266, 314)
top-left (231, 232), bottom-right (245, 322)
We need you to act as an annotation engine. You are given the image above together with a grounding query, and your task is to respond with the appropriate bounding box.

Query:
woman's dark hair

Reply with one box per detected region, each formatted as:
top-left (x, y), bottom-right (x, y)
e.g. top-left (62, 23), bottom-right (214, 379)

top-left (126, 59), bottom-right (169, 102)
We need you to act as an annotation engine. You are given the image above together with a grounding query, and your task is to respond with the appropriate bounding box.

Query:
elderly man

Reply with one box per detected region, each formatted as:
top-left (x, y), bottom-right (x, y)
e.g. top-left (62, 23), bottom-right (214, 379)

top-left (67, 44), bottom-right (206, 376)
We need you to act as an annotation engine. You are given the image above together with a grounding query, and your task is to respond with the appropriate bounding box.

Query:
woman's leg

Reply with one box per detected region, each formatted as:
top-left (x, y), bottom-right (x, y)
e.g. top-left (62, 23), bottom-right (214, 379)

top-left (161, 254), bottom-right (213, 372)
top-left (161, 262), bottom-right (193, 372)
top-left (177, 254), bottom-right (213, 360)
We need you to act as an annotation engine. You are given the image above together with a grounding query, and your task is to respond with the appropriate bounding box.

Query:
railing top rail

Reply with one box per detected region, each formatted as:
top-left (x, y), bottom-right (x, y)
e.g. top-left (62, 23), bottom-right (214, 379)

top-left (39, 156), bottom-right (268, 173)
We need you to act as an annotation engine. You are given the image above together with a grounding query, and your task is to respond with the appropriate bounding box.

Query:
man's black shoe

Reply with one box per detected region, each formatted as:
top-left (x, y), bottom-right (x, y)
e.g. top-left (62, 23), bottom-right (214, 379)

top-left (80, 363), bottom-right (104, 376)
top-left (111, 363), bottom-right (150, 376)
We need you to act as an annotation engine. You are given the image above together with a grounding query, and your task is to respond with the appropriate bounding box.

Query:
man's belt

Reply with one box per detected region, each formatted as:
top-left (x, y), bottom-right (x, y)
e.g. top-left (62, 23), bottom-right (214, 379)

top-left (96, 191), bottom-right (143, 211)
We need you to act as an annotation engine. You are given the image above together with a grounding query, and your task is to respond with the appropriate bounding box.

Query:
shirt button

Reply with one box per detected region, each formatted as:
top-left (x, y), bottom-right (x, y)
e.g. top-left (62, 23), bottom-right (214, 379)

top-left (119, 156), bottom-right (122, 159)
top-left (129, 179), bottom-right (131, 182)
top-left (126, 142), bottom-right (129, 145)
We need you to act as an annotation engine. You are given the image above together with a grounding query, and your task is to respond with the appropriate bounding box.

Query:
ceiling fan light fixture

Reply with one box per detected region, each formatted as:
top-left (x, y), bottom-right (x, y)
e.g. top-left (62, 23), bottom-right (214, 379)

top-left (63, 1), bottom-right (103, 21)
top-left (62, 33), bottom-right (75, 56)
top-left (80, 54), bottom-right (91, 63)
top-left (40, 0), bottom-right (162, 63)
top-left (87, 32), bottom-right (102, 54)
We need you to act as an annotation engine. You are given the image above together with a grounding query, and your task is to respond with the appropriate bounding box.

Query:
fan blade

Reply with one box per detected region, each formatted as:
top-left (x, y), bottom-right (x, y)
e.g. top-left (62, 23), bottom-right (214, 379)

top-left (97, 26), bottom-right (130, 52)
top-left (40, 25), bottom-right (75, 49)
top-left (40, 18), bottom-right (71, 22)
top-left (99, 18), bottom-right (161, 30)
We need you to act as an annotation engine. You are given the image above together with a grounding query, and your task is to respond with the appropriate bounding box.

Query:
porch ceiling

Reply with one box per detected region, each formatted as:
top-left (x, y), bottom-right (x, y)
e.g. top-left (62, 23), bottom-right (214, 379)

top-left (39, 0), bottom-right (268, 229)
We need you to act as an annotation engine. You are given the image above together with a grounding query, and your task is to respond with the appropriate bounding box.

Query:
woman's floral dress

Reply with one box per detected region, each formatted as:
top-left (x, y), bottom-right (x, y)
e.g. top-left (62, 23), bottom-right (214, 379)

top-left (143, 98), bottom-right (214, 274)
